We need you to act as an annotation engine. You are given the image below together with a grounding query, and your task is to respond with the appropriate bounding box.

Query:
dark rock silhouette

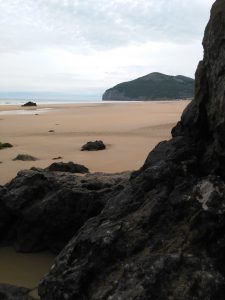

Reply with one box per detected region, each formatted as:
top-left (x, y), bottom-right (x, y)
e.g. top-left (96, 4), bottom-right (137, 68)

top-left (0, 142), bottom-right (13, 149)
top-left (21, 101), bottom-right (37, 107)
top-left (13, 154), bottom-right (38, 161)
top-left (171, 0), bottom-right (225, 177)
top-left (45, 161), bottom-right (89, 174)
top-left (52, 156), bottom-right (63, 160)
top-left (1, 1), bottom-right (225, 299)
top-left (81, 140), bottom-right (106, 151)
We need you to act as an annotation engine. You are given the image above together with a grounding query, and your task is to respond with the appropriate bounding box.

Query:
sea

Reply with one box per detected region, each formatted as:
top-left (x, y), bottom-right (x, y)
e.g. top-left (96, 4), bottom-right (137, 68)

top-left (0, 98), bottom-right (139, 115)
top-left (0, 98), bottom-right (103, 105)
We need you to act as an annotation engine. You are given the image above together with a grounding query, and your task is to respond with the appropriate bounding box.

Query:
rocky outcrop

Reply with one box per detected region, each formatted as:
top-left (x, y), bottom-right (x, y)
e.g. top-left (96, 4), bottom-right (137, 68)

top-left (0, 170), bottom-right (128, 253)
top-left (81, 140), bottom-right (106, 151)
top-left (1, 1), bottom-right (225, 299)
top-left (102, 72), bottom-right (194, 101)
top-left (21, 101), bottom-right (37, 107)
top-left (39, 135), bottom-right (225, 299)
top-left (102, 89), bottom-right (132, 101)
top-left (171, 0), bottom-right (225, 177)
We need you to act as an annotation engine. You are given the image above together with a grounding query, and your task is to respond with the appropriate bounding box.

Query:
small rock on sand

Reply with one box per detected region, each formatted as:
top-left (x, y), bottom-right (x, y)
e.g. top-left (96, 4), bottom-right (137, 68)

top-left (45, 161), bottom-right (89, 174)
top-left (81, 140), bottom-right (106, 151)
top-left (21, 101), bottom-right (37, 107)
top-left (0, 142), bottom-right (13, 149)
top-left (13, 154), bottom-right (38, 161)
top-left (52, 156), bottom-right (63, 160)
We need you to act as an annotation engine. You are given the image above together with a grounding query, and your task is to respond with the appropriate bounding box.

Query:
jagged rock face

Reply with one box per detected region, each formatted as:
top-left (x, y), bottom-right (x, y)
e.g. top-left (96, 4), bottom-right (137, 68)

top-left (202, 0), bottom-right (225, 130)
top-left (172, 0), bottom-right (225, 175)
top-left (38, 136), bottom-right (225, 300)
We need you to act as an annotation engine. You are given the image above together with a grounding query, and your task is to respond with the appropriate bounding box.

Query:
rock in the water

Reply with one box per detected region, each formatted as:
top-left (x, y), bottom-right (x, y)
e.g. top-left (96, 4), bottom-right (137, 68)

top-left (81, 140), bottom-right (106, 151)
top-left (0, 284), bottom-right (36, 300)
top-left (45, 161), bottom-right (89, 174)
top-left (13, 154), bottom-right (38, 161)
top-left (21, 101), bottom-right (37, 107)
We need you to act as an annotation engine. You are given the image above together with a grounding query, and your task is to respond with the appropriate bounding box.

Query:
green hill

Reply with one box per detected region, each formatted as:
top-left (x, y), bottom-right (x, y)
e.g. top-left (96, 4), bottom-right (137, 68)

top-left (102, 72), bottom-right (194, 101)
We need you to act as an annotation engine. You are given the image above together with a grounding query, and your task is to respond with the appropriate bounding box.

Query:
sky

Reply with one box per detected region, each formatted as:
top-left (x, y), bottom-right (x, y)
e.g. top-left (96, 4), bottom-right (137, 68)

top-left (0, 0), bottom-right (215, 100)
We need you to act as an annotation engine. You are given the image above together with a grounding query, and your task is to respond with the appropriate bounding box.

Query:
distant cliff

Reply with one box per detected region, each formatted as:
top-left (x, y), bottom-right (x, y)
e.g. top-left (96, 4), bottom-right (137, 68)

top-left (102, 72), bottom-right (194, 101)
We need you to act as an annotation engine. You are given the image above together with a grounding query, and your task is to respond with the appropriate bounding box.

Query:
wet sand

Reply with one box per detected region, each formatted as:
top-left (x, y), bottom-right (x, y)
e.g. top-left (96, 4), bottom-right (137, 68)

top-left (0, 101), bottom-right (189, 185)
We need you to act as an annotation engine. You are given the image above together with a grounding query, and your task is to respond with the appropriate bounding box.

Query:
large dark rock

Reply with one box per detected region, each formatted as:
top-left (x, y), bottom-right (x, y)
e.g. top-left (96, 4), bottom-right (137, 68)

top-left (0, 170), bottom-right (128, 253)
top-left (39, 135), bottom-right (225, 300)
top-left (81, 140), bottom-right (106, 151)
top-left (172, 0), bottom-right (225, 177)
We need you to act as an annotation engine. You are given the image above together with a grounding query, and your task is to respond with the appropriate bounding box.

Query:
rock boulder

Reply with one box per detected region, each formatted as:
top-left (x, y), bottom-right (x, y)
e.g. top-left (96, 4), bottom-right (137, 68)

top-left (0, 170), bottom-right (129, 253)
top-left (13, 154), bottom-right (38, 161)
top-left (81, 140), bottom-right (106, 151)
top-left (21, 102), bottom-right (37, 107)
top-left (44, 161), bottom-right (89, 174)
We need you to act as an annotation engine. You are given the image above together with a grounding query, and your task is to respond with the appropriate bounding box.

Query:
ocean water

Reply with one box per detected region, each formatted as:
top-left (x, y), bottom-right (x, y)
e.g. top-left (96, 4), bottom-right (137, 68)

top-left (0, 98), bottom-right (102, 105)
top-left (0, 98), bottom-right (141, 107)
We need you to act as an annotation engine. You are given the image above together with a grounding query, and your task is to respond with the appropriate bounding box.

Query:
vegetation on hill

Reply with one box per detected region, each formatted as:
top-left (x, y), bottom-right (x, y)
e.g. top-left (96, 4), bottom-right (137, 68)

top-left (102, 72), bottom-right (194, 100)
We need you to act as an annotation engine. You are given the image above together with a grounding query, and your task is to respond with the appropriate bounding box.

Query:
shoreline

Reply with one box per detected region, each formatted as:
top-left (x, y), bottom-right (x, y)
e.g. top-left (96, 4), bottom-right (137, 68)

top-left (0, 99), bottom-right (188, 110)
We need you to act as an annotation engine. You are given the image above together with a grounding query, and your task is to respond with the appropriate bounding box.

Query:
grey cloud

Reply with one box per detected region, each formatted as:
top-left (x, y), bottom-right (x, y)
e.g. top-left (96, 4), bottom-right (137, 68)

top-left (0, 0), bottom-right (214, 52)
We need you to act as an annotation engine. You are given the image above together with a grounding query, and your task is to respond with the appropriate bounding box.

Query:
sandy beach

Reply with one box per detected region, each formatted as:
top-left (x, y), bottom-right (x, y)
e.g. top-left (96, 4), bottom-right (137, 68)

top-left (0, 101), bottom-right (189, 185)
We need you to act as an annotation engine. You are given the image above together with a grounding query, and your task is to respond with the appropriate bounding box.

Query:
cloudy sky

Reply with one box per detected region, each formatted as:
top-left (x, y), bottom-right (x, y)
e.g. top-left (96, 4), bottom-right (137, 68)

top-left (0, 0), bottom-right (215, 100)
